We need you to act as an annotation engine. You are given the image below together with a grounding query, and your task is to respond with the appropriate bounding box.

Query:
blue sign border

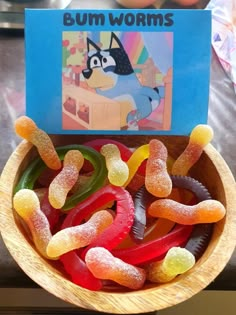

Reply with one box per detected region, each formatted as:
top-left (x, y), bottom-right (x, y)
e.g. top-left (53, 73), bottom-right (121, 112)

top-left (25, 9), bottom-right (211, 135)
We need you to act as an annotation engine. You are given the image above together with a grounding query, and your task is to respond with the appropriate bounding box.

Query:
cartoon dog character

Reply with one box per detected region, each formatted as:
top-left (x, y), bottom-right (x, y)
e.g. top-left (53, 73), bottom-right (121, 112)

top-left (82, 32), bottom-right (164, 129)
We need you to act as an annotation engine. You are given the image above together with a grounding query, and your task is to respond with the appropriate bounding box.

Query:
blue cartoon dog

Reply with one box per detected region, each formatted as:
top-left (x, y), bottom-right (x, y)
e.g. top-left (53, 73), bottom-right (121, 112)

top-left (82, 32), bottom-right (164, 129)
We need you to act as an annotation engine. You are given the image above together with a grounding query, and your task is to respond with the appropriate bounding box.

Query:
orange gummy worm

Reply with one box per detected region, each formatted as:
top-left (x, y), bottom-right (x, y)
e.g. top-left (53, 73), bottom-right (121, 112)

top-left (14, 116), bottom-right (61, 170)
top-left (145, 139), bottom-right (172, 197)
top-left (148, 198), bottom-right (226, 225)
top-left (85, 247), bottom-right (146, 290)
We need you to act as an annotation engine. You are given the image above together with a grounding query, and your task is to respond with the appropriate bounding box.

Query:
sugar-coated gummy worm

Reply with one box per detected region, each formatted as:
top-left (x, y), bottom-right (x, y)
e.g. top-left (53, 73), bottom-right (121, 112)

top-left (46, 210), bottom-right (113, 258)
top-left (146, 246), bottom-right (196, 283)
top-left (13, 189), bottom-right (53, 259)
top-left (145, 139), bottom-right (172, 197)
top-left (85, 247), bottom-right (146, 290)
top-left (48, 150), bottom-right (84, 209)
top-left (170, 175), bottom-right (214, 259)
top-left (62, 185), bottom-right (135, 252)
top-left (130, 175), bottom-right (208, 242)
top-left (14, 145), bottom-right (108, 210)
top-left (14, 116), bottom-right (61, 170)
top-left (171, 124), bottom-right (214, 176)
top-left (148, 199), bottom-right (226, 225)
top-left (100, 144), bottom-right (129, 186)
top-left (60, 184), bottom-right (134, 289)
top-left (83, 138), bottom-right (146, 176)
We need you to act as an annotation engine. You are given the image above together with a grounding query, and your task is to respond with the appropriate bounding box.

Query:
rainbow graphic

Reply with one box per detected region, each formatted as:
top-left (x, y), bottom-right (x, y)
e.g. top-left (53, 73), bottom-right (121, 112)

top-left (88, 31), bottom-right (173, 75)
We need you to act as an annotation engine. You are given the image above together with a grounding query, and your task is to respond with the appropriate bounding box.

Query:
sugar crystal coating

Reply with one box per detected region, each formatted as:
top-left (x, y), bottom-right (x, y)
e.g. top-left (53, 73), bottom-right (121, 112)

top-left (147, 246), bottom-right (196, 283)
top-left (148, 199), bottom-right (226, 224)
top-left (145, 139), bottom-right (172, 197)
top-left (46, 210), bottom-right (113, 258)
top-left (13, 189), bottom-right (53, 259)
top-left (171, 124), bottom-right (214, 176)
top-left (48, 150), bottom-right (84, 209)
top-left (14, 116), bottom-right (61, 170)
top-left (85, 247), bottom-right (146, 289)
top-left (100, 144), bottom-right (129, 186)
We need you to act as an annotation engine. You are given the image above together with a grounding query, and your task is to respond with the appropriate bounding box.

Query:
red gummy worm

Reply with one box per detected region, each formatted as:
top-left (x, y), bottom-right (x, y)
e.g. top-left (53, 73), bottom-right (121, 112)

top-left (62, 185), bottom-right (135, 250)
top-left (111, 225), bottom-right (193, 265)
top-left (83, 138), bottom-right (146, 176)
top-left (60, 251), bottom-right (103, 291)
top-left (40, 190), bottom-right (60, 231)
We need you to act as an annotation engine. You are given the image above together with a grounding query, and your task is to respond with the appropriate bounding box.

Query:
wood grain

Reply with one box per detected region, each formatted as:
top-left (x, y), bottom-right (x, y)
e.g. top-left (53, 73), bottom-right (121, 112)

top-left (0, 136), bottom-right (235, 314)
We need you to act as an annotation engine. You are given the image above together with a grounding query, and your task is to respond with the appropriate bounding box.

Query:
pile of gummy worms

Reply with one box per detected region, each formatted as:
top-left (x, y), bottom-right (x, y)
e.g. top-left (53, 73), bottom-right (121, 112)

top-left (12, 116), bottom-right (226, 291)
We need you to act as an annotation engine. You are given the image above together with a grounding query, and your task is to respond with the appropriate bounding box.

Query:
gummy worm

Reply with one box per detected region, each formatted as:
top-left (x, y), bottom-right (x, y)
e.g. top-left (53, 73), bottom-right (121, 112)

top-left (148, 199), bottom-right (226, 225)
top-left (48, 150), bottom-right (84, 209)
top-left (83, 138), bottom-right (146, 176)
top-left (85, 247), bottom-right (146, 290)
top-left (145, 139), bottom-right (172, 198)
top-left (14, 145), bottom-right (107, 211)
top-left (100, 144), bottom-right (129, 187)
top-left (131, 175), bottom-right (212, 242)
top-left (124, 144), bottom-right (149, 187)
top-left (131, 185), bottom-right (156, 242)
top-left (60, 185), bottom-right (134, 287)
top-left (171, 124), bottom-right (214, 176)
top-left (60, 251), bottom-right (103, 291)
top-left (15, 116), bottom-right (61, 170)
top-left (146, 247), bottom-right (195, 283)
top-left (46, 210), bottom-right (114, 258)
top-left (111, 224), bottom-right (193, 265)
top-left (171, 175), bottom-right (214, 259)
top-left (62, 185), bottom-right (135, 251)
top-left (13, 189), bottom-right (53, 259)
top-left (171, 175), bottom-right (211, 202)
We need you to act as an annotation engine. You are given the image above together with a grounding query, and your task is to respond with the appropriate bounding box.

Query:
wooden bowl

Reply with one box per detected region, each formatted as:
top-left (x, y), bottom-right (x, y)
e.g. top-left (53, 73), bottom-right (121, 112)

top-left (0, 135), bottom-right (236, 314)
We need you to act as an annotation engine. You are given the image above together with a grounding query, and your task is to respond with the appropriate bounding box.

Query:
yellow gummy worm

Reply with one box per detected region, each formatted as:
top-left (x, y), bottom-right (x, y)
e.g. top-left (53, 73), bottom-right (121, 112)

top-left (123, 144), bottom-right (149, 187)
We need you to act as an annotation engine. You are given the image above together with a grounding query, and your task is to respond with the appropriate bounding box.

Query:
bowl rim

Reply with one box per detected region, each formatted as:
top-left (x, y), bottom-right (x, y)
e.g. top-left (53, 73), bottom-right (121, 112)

top-left (0, 139), bottom-right (236, 314)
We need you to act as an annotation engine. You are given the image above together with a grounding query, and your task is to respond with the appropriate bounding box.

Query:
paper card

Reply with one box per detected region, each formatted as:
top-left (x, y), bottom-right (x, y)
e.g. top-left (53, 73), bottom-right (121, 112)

top-left (25, 9), bottom-right (211, 135)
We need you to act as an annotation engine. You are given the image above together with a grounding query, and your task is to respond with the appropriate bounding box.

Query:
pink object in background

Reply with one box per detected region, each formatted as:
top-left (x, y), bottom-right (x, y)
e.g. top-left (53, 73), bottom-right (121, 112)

top-left (206, 0), bottom-right (236, 93)
top-left (116, 0), bottom-right (199, 8)
top-left (172, 0), bottom-right (199, 5)
top-left (116, 0), bottom-right (157, 8)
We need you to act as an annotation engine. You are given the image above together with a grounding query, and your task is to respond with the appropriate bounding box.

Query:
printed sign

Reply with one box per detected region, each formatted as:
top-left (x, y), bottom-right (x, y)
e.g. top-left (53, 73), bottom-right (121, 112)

top-left (25, 9), bottom-right (211, 135)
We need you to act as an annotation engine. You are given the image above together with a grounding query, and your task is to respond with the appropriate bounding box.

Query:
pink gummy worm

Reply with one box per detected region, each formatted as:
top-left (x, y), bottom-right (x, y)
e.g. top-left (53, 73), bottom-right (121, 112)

top-left (48, 150), bottom-right (84, 209)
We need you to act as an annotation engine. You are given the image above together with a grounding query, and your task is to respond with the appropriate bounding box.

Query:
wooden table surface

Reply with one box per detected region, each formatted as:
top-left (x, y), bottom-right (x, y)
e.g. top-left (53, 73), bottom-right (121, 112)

top-left (0, 0), bottom-right (236, 292)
